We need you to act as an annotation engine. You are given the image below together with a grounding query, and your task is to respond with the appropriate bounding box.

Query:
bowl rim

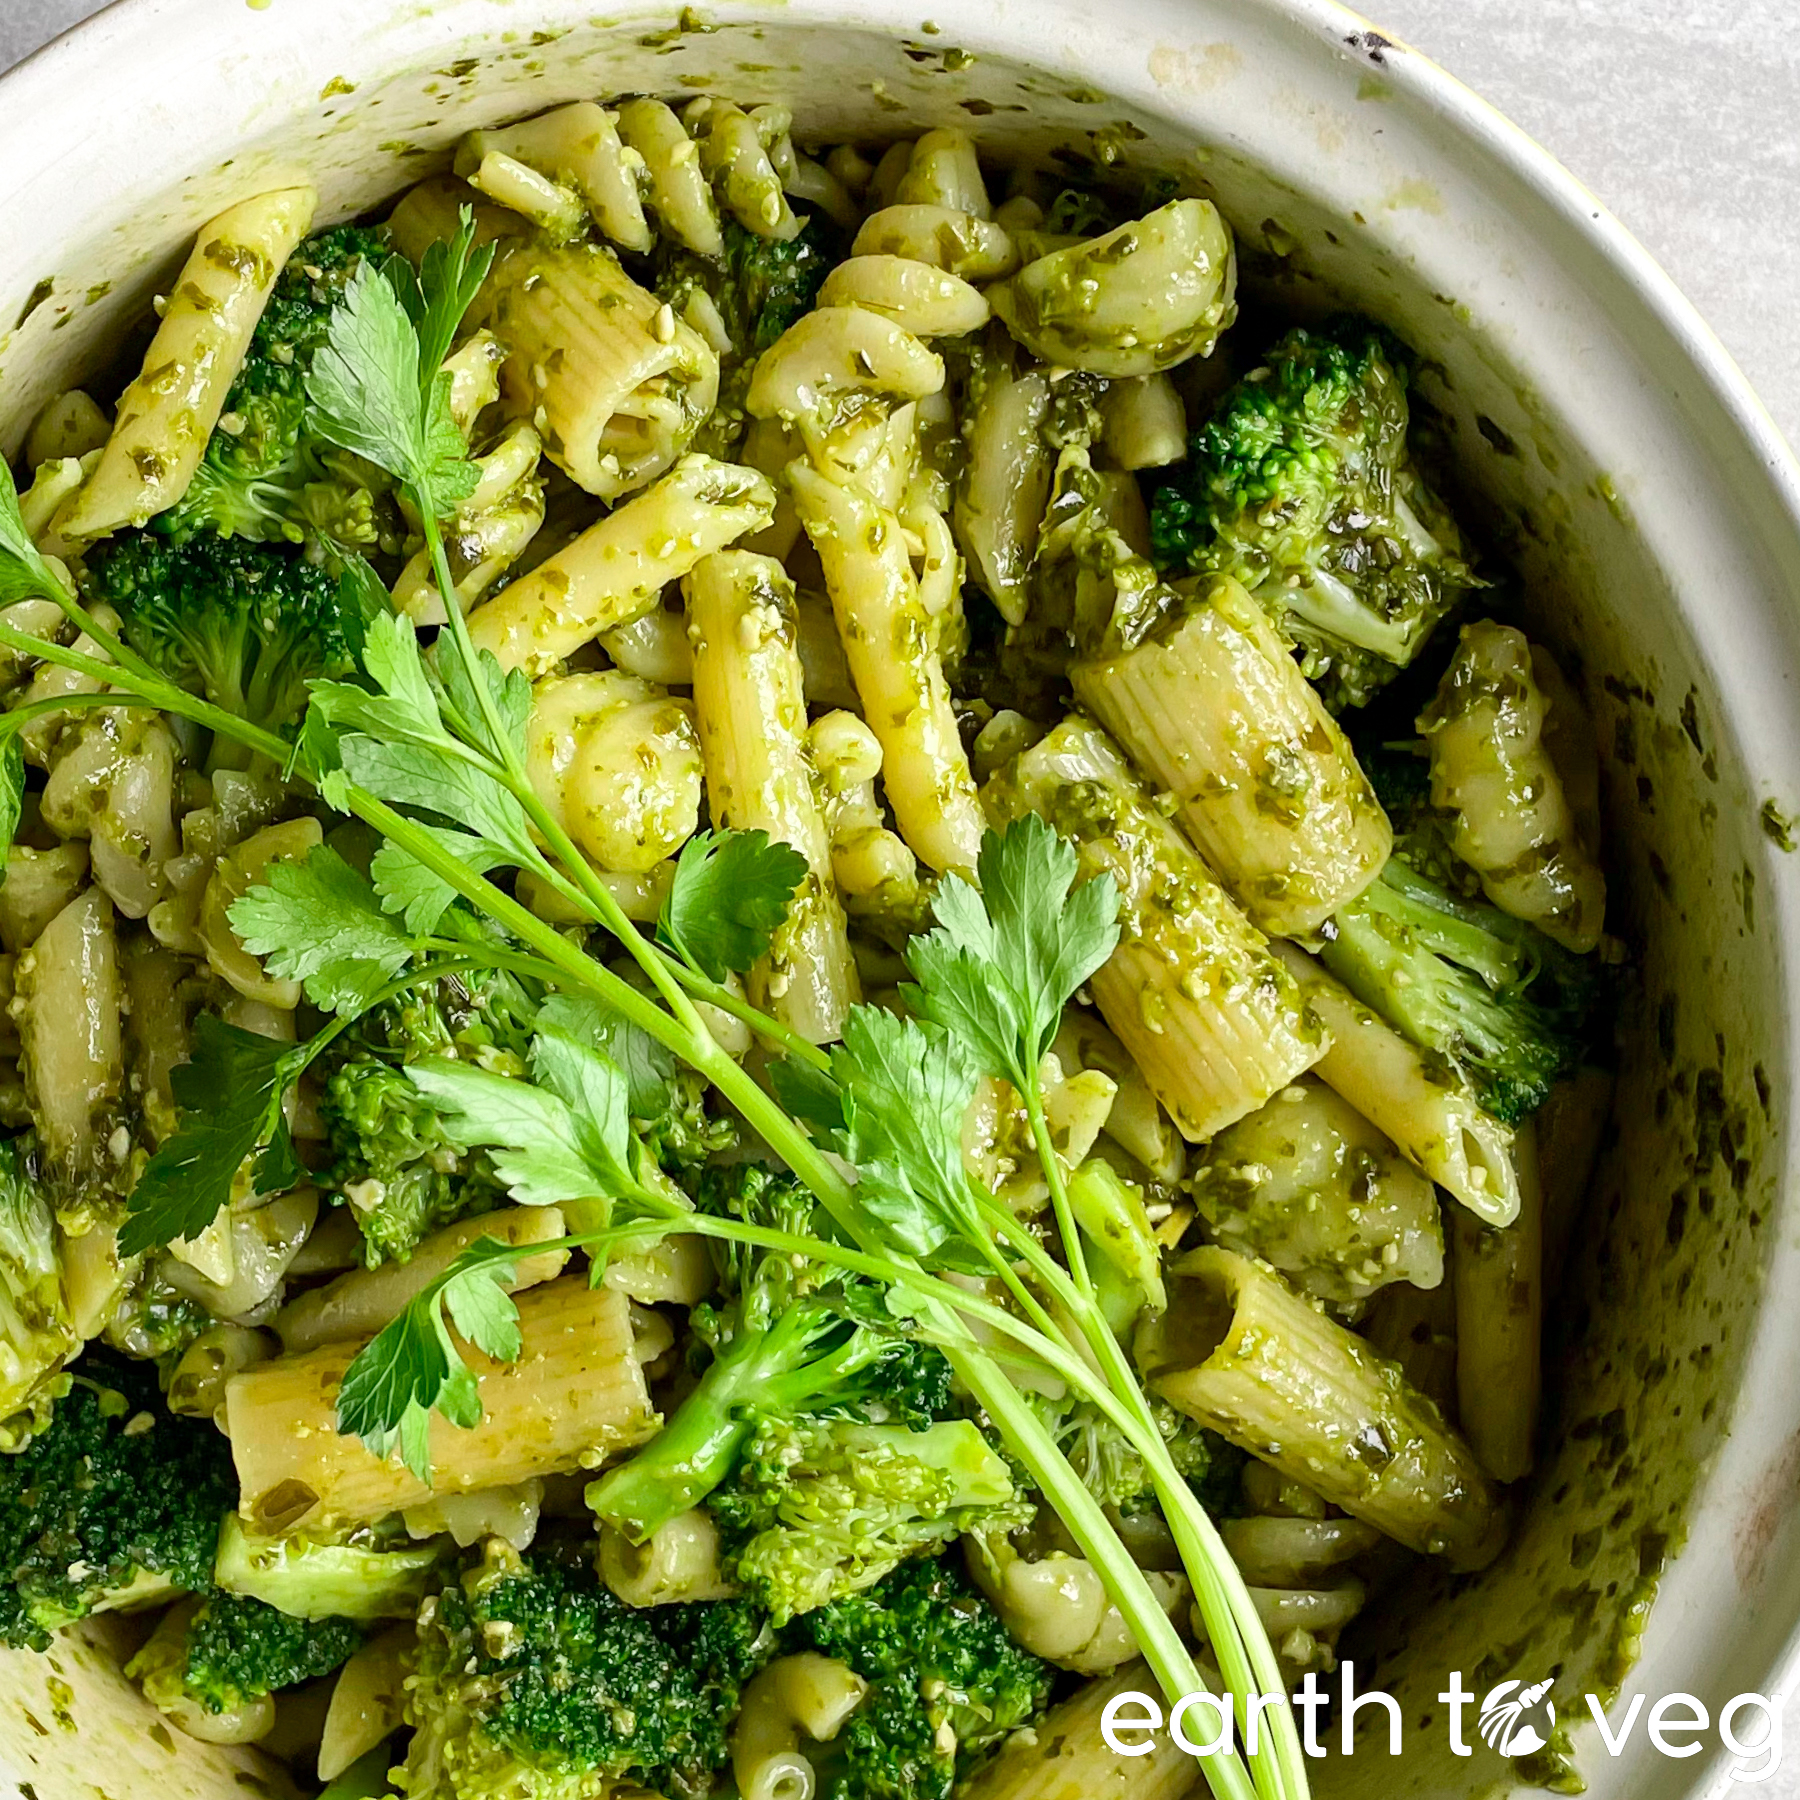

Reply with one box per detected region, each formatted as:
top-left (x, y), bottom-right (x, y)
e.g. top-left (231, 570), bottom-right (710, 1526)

top-left (4, 0), bottom-right (1800, 1769)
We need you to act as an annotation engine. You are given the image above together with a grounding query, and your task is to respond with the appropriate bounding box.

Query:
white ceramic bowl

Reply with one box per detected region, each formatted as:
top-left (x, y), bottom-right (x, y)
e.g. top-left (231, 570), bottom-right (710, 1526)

top-left (3, 4), bottom-right (1800, 1797)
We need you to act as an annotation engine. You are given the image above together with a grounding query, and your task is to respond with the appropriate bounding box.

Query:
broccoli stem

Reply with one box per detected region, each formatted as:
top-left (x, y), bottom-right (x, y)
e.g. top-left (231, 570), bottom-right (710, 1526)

top-left (591, 1303), bottom-right (830, 1543)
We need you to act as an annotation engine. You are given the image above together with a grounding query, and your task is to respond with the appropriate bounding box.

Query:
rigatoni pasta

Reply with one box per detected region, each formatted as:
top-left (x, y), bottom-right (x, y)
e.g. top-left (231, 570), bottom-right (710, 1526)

top-left (987, 715), bottom-right (1327, 1140)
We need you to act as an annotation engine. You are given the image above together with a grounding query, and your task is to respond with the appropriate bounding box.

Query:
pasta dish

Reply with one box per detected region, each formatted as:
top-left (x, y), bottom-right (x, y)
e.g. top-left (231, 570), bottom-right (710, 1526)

top-left (0, 91), bottom-right (1616, 1800)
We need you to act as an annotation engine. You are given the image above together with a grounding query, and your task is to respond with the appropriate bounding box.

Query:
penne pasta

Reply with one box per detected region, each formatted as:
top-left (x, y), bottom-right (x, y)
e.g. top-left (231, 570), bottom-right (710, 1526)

top-left (61, 187), bottom-right (316, 538)
top-left (469, 454), bottom-right (775, 674)
top-left (685, 549), bottom-right (859, 1042)
top-left (485, 241), bottom-right (719, 502)
top-left (1072, 575), bottom-right (1391, 936)
top-left (1271, 939), bottom-right (1521, 1226)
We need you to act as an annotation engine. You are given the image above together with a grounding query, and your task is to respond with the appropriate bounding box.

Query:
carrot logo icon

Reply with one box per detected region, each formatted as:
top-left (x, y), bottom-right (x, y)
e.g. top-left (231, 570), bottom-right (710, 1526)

top-left (1478, 1679), bottom-right (1557, 1757)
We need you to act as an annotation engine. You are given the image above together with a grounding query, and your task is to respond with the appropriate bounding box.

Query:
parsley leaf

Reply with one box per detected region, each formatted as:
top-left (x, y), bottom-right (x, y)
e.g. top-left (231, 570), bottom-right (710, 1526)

top-left (119, 1017), bottom-right (313, 1256)
top-left (538, 993), bottom-right (675, 1121)
top-left (827, 1007), bottom-right (981, 1259)
top-left (386, 216), bottom-right (497, 386)
top-left (0, 735), bottom-right (23, 877)
top-left (338, 735), bottom-right (537, 863)
top-left (305, 261), bottom-right (479, 515)
top-left (657, 828), bottom-right (808, 981)
top-left (309, 611), bottom-right (450, 750)
top-left (904, 814), bottom-right (1120, 1092)
top-left (227, 844), bottom-right (415, 1016)
top-left (405, 1036), bottom-right (637, 1219)
top-left (335, 1237), bottom-right (520, 1482)
top-left (433, 638), bottom-right (531, 766)
top-left (370, 827), bottom-right (510, 934)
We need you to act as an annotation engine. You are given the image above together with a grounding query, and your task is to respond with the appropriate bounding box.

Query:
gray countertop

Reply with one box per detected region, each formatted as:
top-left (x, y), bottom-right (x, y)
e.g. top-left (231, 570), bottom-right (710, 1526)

top-left (1, 0), bottom-right (1797, 1792)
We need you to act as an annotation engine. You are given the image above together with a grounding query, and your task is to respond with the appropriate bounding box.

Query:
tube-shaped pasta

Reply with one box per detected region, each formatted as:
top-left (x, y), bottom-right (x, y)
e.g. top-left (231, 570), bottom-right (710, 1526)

top-left (1360, 1266), bottom-right (1459, 1417)
top-left (318, 1626), bottom-right (409, 1783)
top-left (732, 1654), bottom-right (868, 1800)
top-left (686, 550), bottom-right (859, 1042)
top-left (852, 204), bottom-right (1019, 280)
top-left (955, 363), bottom-right (1052, 627)
top-left (274, 1207), bottom-right (568, 1355)
top-left (11, 887), bottom-right (121, 1170)
top-left (469, 454), bottom-right (775, 674)
top-left (1419, 620), bottom-right (1606, 952)
top-left (1452, 1117), bottom-right (1543, 1482)
top-left (459, 149), bottom-right (587, 241)
top-left (1272, 940), bottom-right (1520, 1226)
top-left (1143, 1247), bottom-right (1505, 1569)
top-left (1072, 575), bottom-right (1391, 936)
top-left (1101, 374), bottom-right (1188, 471)
top-left (990, 198), bottom-right (1236, 377)
top-left (959, 1663), bottom-right (1201, 1800)
top-left (788, 462), bottom-right (984, 874)
top-left (486, 240), bottom-right (718, 501)
top-left (1530, 645), bottom-right (1603, 859)
top-left (0, 844), bottom-right (87, 954)
top-left (526, 671), bottom-right (703, 873)
top-left (599, 605), bottom-right (693, 687)
top-left (61, 187), bottom-right (316, 538)
top-left (386, 175), bottom-right (526, 264)
top-left (599, 1508), bottom-right (738, 1606)
top-left (226, 1276), bottom-right (656, 1536)
top-left (987, 716), bottom-right (1326, 1141)
top-left (459, 103), bottom-right (652, 253)
top-left (24, 389), bottom-right (111, 468)
top-left (1190, 1075), bottom-right (1445, 1304)
top-left (816, 256), bottom-right (989, 337)
top-left (615, 97), bottom-right (725, 257)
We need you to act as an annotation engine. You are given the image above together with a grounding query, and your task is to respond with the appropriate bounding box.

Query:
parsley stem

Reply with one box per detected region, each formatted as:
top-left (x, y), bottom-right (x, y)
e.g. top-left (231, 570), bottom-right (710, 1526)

top-left (0, 619), bottom-right (292, 764)
top-left (1024, 1080), bottom-right (1096, 1303)
top-left (977, 1197), bottom-right (1306, 1800)
top-left (946, 1338), bottom-right (1259, 1800)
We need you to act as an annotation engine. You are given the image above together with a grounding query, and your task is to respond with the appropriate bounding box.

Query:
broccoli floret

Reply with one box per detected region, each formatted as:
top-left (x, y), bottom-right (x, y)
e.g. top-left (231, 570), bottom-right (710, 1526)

top-left (1318, 855), bottom-right (1606, 1124)
top-left (0, 1135), bottom-right (78, 1452)
top-left (164, 1589), bottom-right (365, 1713)
top-left (317, 963), bottom-right (536, 1266)
top-left (0, 1351), bottom-right (234, 1649)
top-left (794, 1558), bottom-right (1053, 1800)
top-left (709, 1415), bottom-right (1023, 1623)
top-left (400, 1537), bottom-right (771, 1800)
top-left (83, 530), bottom-right (372, 745)
top-left (588, 1165), bottom-right (957, 1556)
top-left (1031, 1393), bottom-right (1244, 1521)
top-left (156, 224), bottom-right (400, 558)
top-left (1150, 318), bottom-right (1480, 710)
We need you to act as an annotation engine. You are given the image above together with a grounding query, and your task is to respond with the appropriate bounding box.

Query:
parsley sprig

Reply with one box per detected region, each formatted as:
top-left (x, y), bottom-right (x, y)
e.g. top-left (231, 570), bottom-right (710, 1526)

top-left (0, 214), bottom-right (1306, 1800)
